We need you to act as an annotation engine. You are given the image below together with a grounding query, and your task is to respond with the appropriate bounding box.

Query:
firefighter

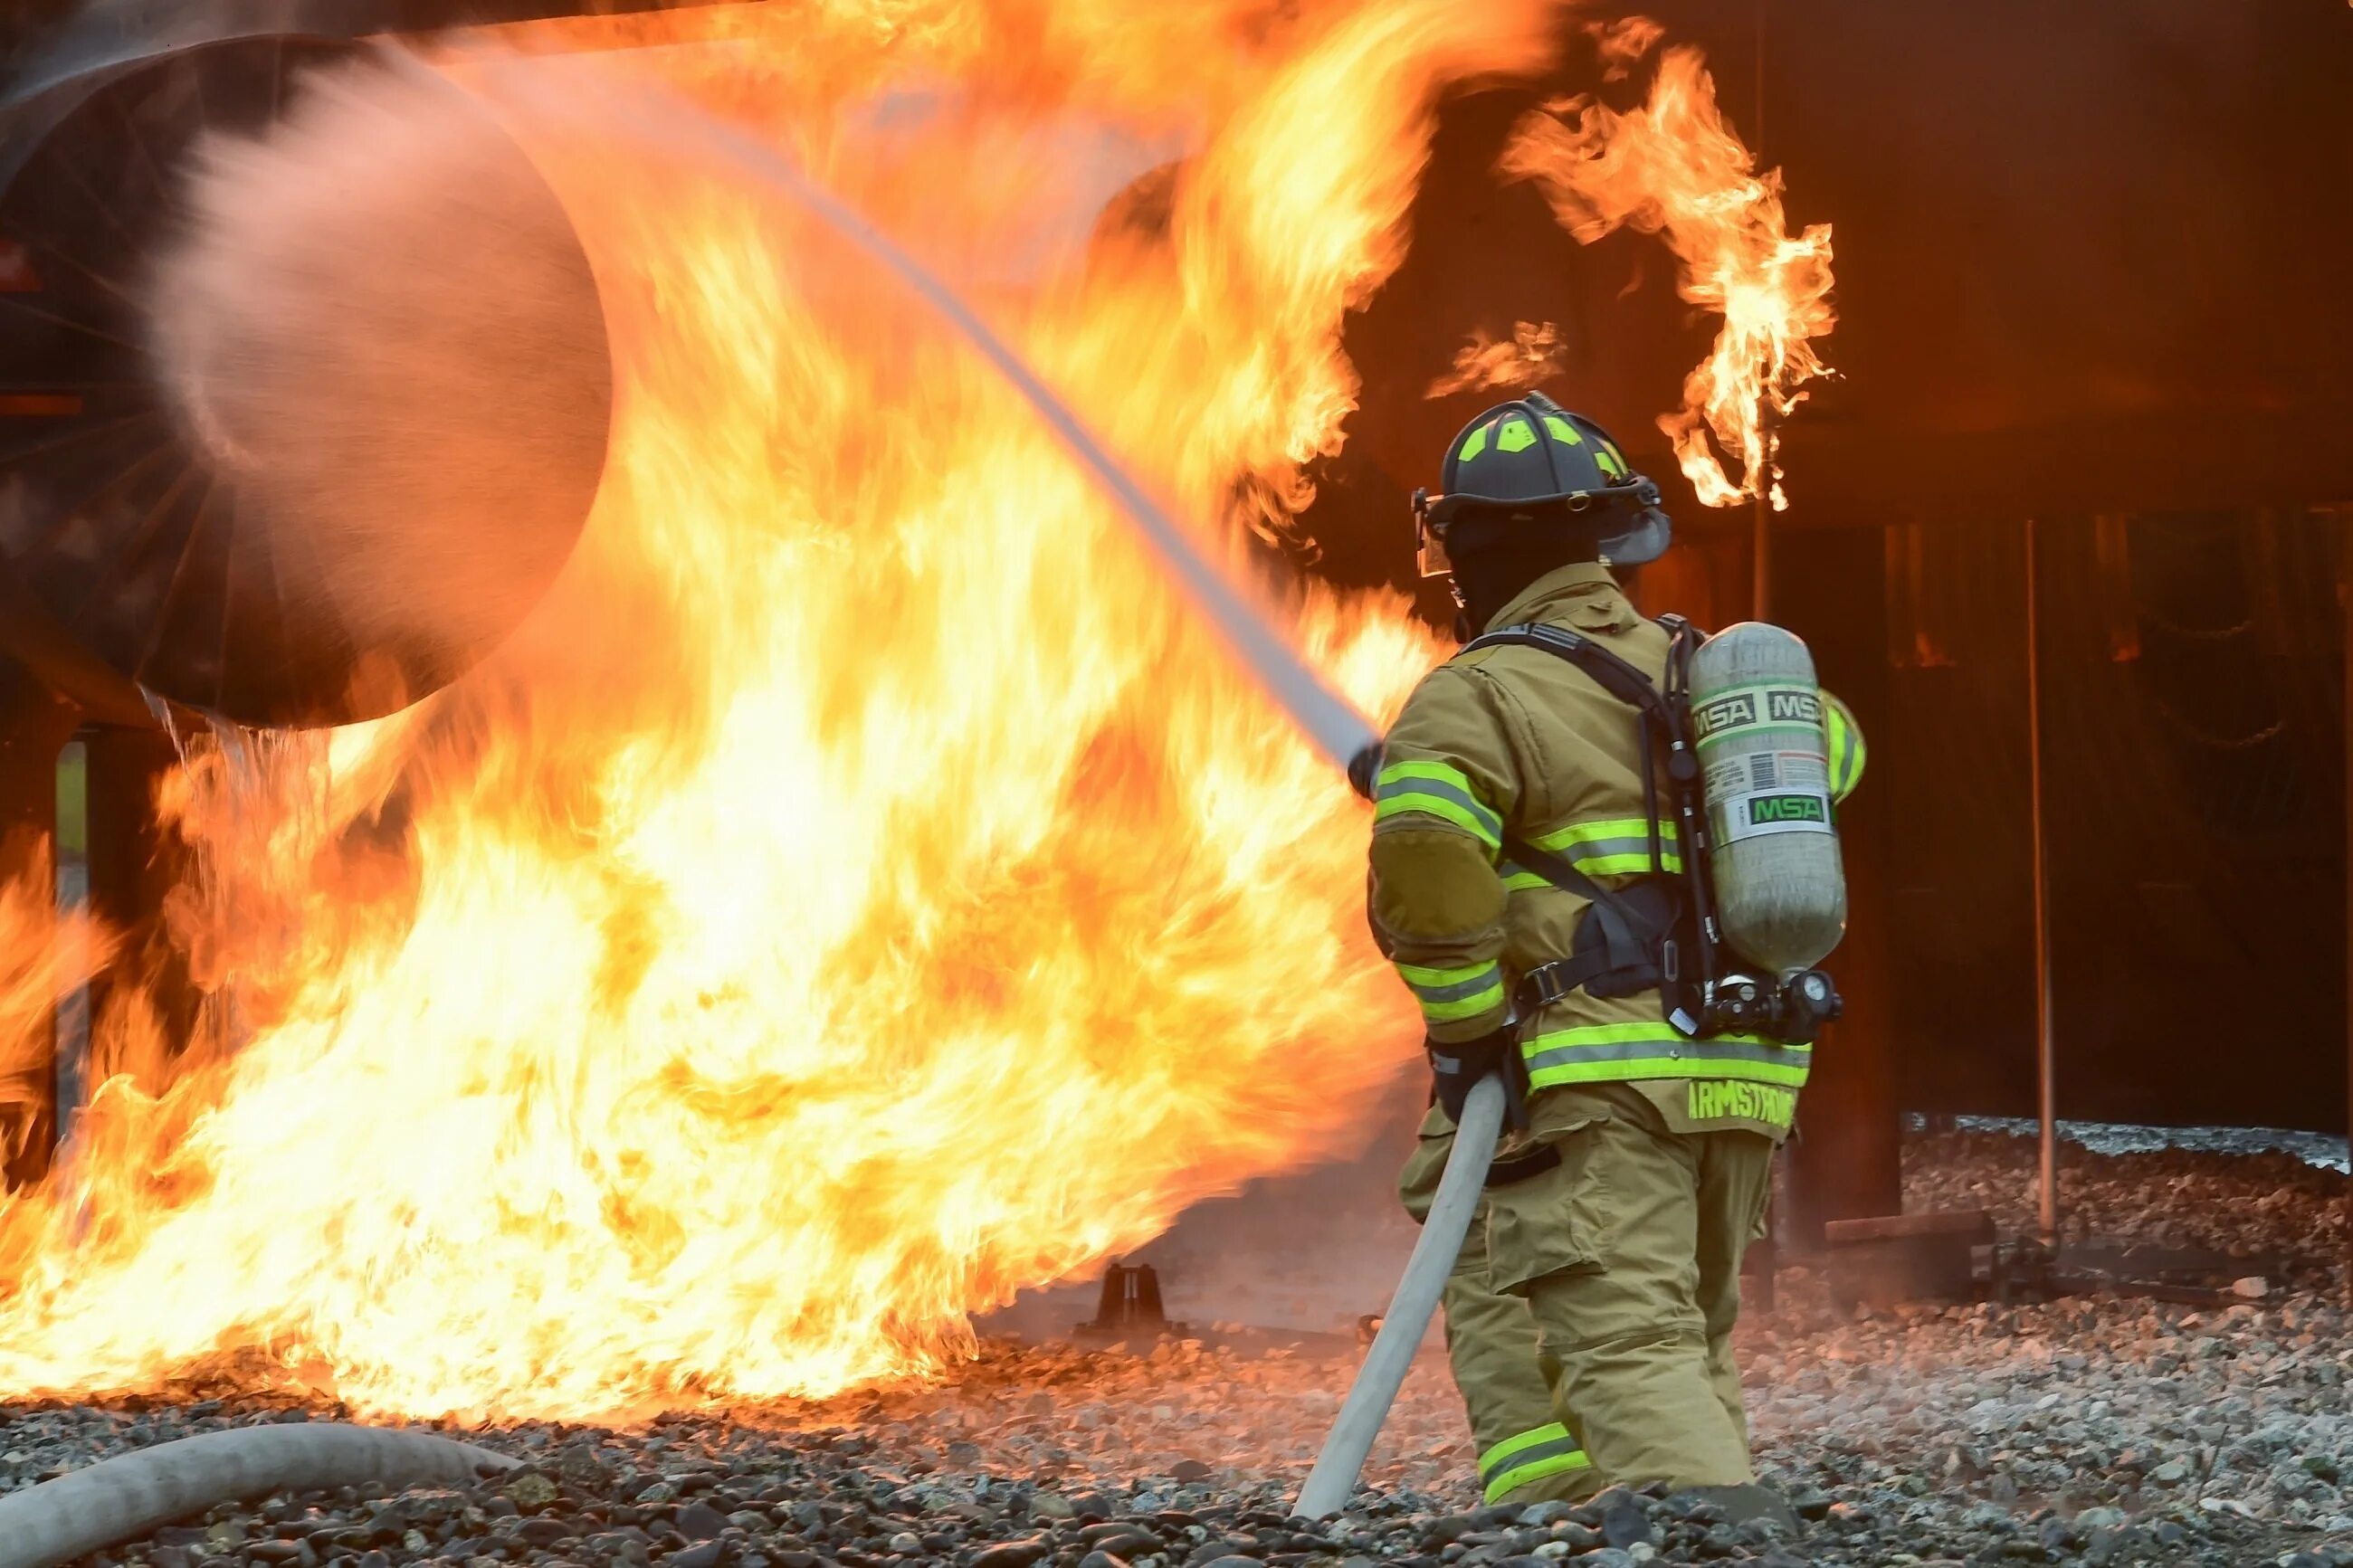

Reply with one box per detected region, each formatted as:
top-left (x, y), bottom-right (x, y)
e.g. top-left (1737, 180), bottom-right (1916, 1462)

top-left (1366, 392), bottom-right (1842, 1522)
top-left (1396, 691), bottom-right (1863, 1509)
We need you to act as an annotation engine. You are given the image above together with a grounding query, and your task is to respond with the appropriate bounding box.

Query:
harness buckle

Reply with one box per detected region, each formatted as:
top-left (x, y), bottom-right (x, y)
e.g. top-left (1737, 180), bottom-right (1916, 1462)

top-left (1519, 961), bottom-right (1577, 1010)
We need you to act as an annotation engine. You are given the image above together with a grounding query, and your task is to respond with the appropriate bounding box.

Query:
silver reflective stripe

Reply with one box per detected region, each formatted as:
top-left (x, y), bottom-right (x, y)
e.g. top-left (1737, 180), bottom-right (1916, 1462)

top-left (1481, 1432), bottom-right (1586, 1484)
top-left (1409, 969), bottom-right (1503, 1004)
top-left (1377, 774), bottom-right (1503, 837)
top-left (1523, 1036), bottom-right (1812, 1075)
top-left (1558, 832), bottom-right (1681, 870)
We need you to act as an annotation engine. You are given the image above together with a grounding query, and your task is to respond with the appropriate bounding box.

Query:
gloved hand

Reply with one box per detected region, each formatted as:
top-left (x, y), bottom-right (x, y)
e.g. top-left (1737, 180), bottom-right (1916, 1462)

top-left (1426, 1024), bottom-right (1524, 1126)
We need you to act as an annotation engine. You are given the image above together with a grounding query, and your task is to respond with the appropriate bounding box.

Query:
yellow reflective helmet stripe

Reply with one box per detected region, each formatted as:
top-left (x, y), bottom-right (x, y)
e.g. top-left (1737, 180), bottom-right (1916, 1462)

top-left (1458, 423), bottom-right (1489, 463)
top-left (1542, 414), bottom-right (1581, 444)
top-left (1496, 417), bottom-right (1539, 454)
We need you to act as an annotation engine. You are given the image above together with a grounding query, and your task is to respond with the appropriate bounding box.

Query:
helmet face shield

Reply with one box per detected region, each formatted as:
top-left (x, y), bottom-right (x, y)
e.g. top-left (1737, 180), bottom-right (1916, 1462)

top-left (1412, 488), bottom-right (1453, 578)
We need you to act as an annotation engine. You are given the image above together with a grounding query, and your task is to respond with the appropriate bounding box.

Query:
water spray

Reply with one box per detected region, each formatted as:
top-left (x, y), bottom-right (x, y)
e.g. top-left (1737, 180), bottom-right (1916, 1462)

top-left (464, 55), bottom-right (1382, 775)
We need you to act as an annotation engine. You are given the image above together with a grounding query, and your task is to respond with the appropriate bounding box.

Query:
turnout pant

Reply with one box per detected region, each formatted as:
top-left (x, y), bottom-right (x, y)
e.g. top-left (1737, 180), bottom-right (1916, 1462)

top-left (1480, 1082), bottom-right (1776, 1491)
top-left (1399, 1114), bottom-right (1598, 1506)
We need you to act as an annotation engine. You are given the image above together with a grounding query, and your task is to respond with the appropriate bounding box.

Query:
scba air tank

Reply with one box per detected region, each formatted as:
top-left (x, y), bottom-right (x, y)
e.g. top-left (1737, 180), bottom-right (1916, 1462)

top-left (1688, 622), bottom-right (1848, 975)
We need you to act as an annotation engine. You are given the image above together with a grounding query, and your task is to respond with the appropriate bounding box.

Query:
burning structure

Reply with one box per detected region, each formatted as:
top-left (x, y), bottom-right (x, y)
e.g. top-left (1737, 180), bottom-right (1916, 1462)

top-left (0, 0), bottom-right (2343, 1503)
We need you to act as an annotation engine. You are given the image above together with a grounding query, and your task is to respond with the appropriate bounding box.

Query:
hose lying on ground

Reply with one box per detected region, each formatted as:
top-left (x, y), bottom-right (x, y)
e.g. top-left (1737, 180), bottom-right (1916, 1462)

top-left (0, 1422), bottom-right (520, 1568)
top-left (1294, 1073), bottom-right (1507, 1519)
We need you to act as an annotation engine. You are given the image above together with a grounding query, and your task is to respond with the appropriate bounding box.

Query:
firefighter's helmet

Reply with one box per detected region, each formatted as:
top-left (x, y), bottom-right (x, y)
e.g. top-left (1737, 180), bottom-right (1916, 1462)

top-left (1414, 393), bottom-right (1672, 575)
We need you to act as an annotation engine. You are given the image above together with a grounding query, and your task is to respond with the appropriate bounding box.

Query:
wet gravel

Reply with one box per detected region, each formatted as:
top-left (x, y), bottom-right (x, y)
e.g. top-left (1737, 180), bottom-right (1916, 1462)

top-left (7, 1130), bottom-right (2350, 1568)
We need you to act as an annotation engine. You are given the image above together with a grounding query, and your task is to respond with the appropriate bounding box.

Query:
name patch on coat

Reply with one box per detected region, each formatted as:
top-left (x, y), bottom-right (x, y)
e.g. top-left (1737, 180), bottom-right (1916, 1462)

top-left (1686, 1079), bottom-right (1796, 1129)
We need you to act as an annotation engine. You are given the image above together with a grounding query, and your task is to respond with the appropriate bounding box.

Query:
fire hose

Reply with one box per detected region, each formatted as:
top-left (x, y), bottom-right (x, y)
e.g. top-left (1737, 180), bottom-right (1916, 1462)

top-left (1295, 1071), bottom-right (1504, 1519)
top-left (0, 1423), bottom-right (519, 1568)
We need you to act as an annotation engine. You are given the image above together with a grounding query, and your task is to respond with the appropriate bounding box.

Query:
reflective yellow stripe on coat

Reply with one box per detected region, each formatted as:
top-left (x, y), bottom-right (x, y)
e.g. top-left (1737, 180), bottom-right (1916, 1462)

top-left (1521, 1022), bottom-right (1812, 1091)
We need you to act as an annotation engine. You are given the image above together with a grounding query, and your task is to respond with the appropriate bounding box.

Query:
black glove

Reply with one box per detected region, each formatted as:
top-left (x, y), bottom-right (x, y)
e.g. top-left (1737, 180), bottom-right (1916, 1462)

top-left (1427, 1024), bottom-right (1525, 1127)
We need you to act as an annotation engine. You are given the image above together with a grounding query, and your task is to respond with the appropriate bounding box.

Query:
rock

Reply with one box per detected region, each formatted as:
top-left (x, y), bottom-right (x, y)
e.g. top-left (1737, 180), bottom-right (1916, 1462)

top-left (972, 1538), bottom-right (1053, 1568)
top-left (1787, 1487), bottom-right (1834, 1522)
top-left (2232, 1277), bottom-right (2270, 1300)
top-left (1031, 1494), bottom-right (1078, 1521)
top-left (1082, 1526), bottom-right (1162, 1556)
top-left (1168, 1461), bottom-right (1215, 1483)
top-left (1422, 1515), bottom-right (1480, 1548)
top-left (1077, 1554), bottom-right (1130, 1568)
top-left (888, 1533), bottom-right (923, 1553)
top-left (247, 1544), bottom-right (304, 1563)
top-left (1575, 1553), bottom-right (1634, 1568)
top-left (1599, 1503), bottom-right (1653, 1551)
top-left (507, 1472), bottom-right (562, 1511)
top-left (2072, 1508), bottom-right (2127, 1533)
top-left (2148, 1460), bottom-right (2191, 1487)
top-left (666, 1544), bottom-right (726, 1568)
top-left (677, 1501), bottom-right (732, 1540)
top-left (1548, 1523), bottom-right (1601, 1551)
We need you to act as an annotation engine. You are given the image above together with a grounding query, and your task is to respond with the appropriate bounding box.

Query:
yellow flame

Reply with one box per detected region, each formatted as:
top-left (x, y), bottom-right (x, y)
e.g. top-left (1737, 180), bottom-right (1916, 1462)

top-left (0, 1), bottom-right (1542, 1421)
top-left (1503, 41), bottom-right (1835, 509)
top-left (0, 4), bottom-right (1830, 1421)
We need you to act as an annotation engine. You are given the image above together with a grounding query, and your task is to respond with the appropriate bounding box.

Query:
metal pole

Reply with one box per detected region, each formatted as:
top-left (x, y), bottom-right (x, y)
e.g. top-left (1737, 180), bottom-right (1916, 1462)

top-left (2341, 508), bottom-right (2353, 1307)
top-left (2026, 516), bottom-right (2058, 1250)
top-left (1750, 0), bottom-right (1770, 623)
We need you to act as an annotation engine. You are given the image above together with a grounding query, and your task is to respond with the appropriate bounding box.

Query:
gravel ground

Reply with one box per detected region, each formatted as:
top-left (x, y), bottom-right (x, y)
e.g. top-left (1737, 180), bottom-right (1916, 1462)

top-left (7, 1130), bottom-right (2350, 1568)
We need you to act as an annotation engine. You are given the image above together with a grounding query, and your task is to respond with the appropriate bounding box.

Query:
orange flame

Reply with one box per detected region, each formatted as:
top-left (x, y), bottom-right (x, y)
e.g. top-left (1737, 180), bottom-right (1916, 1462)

top-left (0, 5), bottom-right (1828, 1421)
top-left (1502, 39), bottom-right (1835, 509)
top-left (0, 1), bottom-right (1548, 1420)
top-left (1425, 321), bottom-right (1567, 399)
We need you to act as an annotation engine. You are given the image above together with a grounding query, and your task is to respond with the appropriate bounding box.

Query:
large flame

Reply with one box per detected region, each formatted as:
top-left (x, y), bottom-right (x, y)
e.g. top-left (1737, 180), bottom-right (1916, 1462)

top-left (1502, 39), bottom-right (1836, 508)
top-left (0, 3), bottom-right (1826, 1421)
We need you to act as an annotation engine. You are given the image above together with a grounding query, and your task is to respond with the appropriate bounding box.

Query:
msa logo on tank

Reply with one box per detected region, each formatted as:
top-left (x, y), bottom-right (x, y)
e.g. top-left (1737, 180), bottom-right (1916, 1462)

top-left (1748, 794), bottom-right (1827, 826)
top-left (1693, 686), bottom-right (1820, 741)
top-left (1704, 745), bottom-right (1834, 844)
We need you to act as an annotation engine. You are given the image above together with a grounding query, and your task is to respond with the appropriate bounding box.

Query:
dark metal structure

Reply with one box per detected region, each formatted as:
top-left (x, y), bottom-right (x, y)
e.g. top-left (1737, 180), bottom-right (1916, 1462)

top-left (0, 0), bottom-right (673, 1178)
top-left (1307, 0), bottom-right (2353, 1240)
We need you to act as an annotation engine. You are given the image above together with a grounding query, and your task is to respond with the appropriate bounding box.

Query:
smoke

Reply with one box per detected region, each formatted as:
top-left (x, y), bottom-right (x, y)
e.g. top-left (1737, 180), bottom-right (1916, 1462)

top-left (147, 55), bottom-right (612, 711)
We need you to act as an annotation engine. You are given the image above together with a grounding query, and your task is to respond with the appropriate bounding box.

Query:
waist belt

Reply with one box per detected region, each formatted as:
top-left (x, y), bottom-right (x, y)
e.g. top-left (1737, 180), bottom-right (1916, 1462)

top-left (1511, 876), bottom-right (1684, 1018)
